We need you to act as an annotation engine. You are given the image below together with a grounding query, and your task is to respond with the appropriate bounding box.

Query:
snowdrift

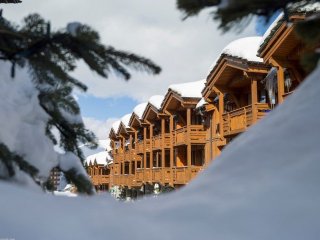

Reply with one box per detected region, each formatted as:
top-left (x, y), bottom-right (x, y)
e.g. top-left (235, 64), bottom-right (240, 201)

top-left (1, 67), bottom-right (320, 239)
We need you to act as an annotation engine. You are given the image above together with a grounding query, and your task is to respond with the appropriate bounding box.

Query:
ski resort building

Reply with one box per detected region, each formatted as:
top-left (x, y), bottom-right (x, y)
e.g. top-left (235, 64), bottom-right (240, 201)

top-left (86, 9), bottom-right (317, 197)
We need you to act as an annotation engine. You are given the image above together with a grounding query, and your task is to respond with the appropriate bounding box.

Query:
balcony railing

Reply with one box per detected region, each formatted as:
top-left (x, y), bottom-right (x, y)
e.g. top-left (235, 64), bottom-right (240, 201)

top-left (113, 153), bottom-right (124, 163)
top-left (222, 103), bottom-right (270, 136)
top-left (135, 141), bottom-right (144, 154)
top-left (152, 168), bottom-right (162, 182)
top-left (152, 133), bottom-right (170, 150)
top-left (172, 166), bottom-right (202, 184)
top-left (173, 125), bottom-right (206, 146)
top-left (91, 175), bottom-right (110, 185)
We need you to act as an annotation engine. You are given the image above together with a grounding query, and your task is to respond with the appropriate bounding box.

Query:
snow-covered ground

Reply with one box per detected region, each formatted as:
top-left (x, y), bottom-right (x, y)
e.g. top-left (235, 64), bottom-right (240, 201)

top-left (1, 67), bottom-right (320, 239)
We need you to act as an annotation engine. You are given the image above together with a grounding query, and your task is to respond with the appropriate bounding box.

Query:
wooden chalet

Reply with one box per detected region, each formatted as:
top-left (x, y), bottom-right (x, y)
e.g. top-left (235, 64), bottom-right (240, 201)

top-left (85, 150), bottom-right (113, 192)
top-left (86, 6), bottom-right (319, 198)
top-left (201, 37), bottom-right (271, 158)
top-left (258, 10), bottom-right (315, 103)
top-left (161, 80), bottom-right (206, 186)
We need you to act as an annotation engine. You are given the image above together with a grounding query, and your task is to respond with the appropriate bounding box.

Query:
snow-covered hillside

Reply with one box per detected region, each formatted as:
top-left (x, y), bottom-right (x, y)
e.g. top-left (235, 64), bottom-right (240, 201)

top-left (1, 67), bottom-right (320, 239)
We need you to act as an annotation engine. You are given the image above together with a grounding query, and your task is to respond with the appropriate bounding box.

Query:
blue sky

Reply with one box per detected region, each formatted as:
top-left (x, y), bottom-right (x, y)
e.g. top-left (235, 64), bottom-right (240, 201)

top-left (78, 95), bottom-right (138, 121)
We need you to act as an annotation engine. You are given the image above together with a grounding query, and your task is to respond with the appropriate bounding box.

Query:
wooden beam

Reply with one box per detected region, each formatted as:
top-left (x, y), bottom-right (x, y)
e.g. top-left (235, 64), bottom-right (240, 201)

top-left (218, 92), bottom-right (224, 137)
top-left (169, 114), bottom-right (174, 186)
top-left (161, 118), bottom-right (165, 183)
top-left (251, 79), bottom-right (258, 123)
top-left (186, 108), bottom-right (192, 180)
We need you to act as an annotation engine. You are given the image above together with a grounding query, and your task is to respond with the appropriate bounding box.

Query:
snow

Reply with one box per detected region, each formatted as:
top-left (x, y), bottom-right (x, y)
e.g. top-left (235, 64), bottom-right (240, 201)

top-left (208, 37), bottom-right (263, 76)
top-left (221, 37), bottom-right (263, 62)
top-left (133, 102), bottom-right (148, 119)
top-left (59, 108), bottom-right (83, 125)
top-left (196, 98), bottom-right (208, 109)
top-left (111, 120), bottom-right (121, 134)
top-left (168, 79), bottom-right (206, 98)
top-left (259, 3), bottom-right (320, 51)
top-left (85, 150), bottom-right (113, 166)
top-left (98, 139), bottom-right (111, 152)
top-left (0, 62), bottom-right (58, 183)
top-left (1, 64), bottom-right (319, 239)
top-left (148, 95), bottom-right (164, 110)
top-left (260, 12), bottom-right (284, 47)
top-left (80, 139), bottom-right (111, 158)
top-left (58, 152), bottom-right (88, 178)
top-left (121, 113), bottom-right (132, 128)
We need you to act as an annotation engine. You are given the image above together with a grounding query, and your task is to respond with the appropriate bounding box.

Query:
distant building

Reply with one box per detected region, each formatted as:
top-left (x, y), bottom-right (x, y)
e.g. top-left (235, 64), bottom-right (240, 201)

top-left (49, 167), bottom-right (61, 190)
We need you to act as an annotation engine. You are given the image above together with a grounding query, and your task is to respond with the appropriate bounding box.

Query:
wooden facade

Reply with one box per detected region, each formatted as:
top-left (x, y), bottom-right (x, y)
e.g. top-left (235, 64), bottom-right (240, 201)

top-left (87, 12), bottom-right (315, 196)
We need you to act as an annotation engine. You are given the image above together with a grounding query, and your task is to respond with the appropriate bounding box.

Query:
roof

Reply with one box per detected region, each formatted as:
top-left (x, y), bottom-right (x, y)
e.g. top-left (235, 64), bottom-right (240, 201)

top-left (85, 151), bottom-right (113, 166)
top-left (168, 79), bottom-right (206, 98)
top-left (111, 120), bottom-right (121, 134)
top-left (206, 37), bottom-right (264, 80)
top-left (148, 95), bottom-right (164, 110)
top-left (258, 3), bottom-right (320, 55)
top-left (133, 102), bottom-right (148, 119)
top-left (120, 113), bottom-right (131, 128)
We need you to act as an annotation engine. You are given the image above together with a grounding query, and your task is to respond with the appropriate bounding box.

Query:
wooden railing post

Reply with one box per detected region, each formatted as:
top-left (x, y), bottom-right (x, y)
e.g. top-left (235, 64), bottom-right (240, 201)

top-left (169, 114), bottom-right (174, 186)
top-left (187, 108), bottom-right (192, 181)
top-left (251, 79), bottom-right (258, 123)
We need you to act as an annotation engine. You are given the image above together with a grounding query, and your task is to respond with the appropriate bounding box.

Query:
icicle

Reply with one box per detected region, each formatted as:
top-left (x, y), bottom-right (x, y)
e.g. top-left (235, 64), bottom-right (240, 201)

top-left (284, 68), bottom-right (292, 92)
top-left (264, 67), bottom-right (278, 106)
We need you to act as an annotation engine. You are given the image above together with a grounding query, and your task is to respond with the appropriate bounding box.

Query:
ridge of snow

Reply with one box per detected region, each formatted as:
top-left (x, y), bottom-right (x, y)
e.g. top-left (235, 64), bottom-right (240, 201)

top-left (259, 3), bottom-right (320, 52)
top-left (111, 120), bottom-right (121, 133)
top-left (85, 150), bottom-right (113, 166)
top-left (0, 62), bottom-right (58, 182)
top-left (208, 37), bottom-right (263, 76)
top-left (148, 95), bottom-right (164, 110)
top-left (0, 66), bottom-right (319, 239)
top-left (196, 98), bottom-right (208, 109)
top-left (133, 102), bottom-right (148, 119)
top-left (260, 12), bottom-right (284, 48)
top-left (121, 113), bottom-right (132, 128)
top-left (169, 79), bottom-right (206, 98)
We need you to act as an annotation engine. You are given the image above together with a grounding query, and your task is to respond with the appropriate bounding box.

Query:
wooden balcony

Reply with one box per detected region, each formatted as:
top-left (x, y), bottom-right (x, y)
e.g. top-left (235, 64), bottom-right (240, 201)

top-left (124, 149), bottom-right (134, 161)
top-left (144, 169), bottom-right (152, 182)
top-left (173, 125), bottom-right (206, 146)
top-left (135, 141), bottom-right (144, 154)
top-left (91, 175), bottom-right (110, 186)
top-left (173, 166), bottom-right (202, 185)
top-left (222, 103), bottom-right (270, 136)
top-left (152, 168), bottom-right (162, 182)
top-left (152, 133), bottom-right (170, 150)
top-left (113, 152), bottom-right (124, 163)
top-left (122, 174), bottom-right (133, 187)
top-left (113, 175), bottom-right (120, 186)
top-left (135, 169), bottom-right (144, 184)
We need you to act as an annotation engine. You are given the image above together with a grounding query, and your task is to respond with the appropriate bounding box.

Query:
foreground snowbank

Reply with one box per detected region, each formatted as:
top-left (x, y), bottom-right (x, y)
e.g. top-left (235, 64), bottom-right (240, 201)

top-left (1, 67), bottom-right (320, 239)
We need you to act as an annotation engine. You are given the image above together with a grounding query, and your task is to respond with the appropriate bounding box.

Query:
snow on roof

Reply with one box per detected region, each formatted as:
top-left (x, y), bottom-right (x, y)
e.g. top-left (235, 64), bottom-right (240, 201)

top-left (121, 114), bottom-right (132, 128)
top-left (260, 12), bottom-right (284, 48)
top-left (196, 98), bottom-right (208, 109)
top-left (85, 150), bottom-right (113, 166)
top-left (111, 120), bottom-right (121, 133)
top-left (168, 79), bottom-right (206, 98)
top-left (148, 95), bottom-right (164, 110)
top-left (98, 139), bottom-right (111, 152)
top-left (207, 37), bottom-right (263, 76)
top-left (221, 37), bottom-right (263, 63)
top-left (259, 3), bottom-right (320, 53)
top-left (133, 102), bottom-right (148, 119)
